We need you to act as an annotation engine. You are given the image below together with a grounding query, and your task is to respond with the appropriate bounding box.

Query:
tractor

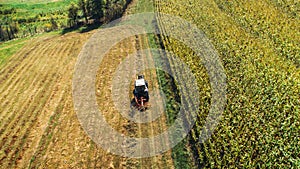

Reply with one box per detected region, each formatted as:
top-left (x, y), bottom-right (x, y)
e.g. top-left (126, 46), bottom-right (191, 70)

top-left (132, 75), bottom-right (149, 111)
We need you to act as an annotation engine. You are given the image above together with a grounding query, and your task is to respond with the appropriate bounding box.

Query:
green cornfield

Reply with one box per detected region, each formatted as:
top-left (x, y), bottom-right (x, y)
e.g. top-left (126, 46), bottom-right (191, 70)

top-left (155, 0), bottom-right (299, 168)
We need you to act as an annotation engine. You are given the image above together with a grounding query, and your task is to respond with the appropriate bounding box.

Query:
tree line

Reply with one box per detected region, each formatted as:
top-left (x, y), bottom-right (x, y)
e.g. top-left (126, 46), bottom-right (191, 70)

top-left (0, 0), bottom-right (131, 42)
top-left (67, 0), bottom-right (131, 27)
top-left (0, 16), bottom-right (19, 41)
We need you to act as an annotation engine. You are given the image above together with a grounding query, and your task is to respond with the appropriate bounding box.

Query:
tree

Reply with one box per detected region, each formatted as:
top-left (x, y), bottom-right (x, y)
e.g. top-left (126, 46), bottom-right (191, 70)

top-left (86, 0), bottom-right (105, 22)
top-left (68, 3), bottom-right (79, 27)
top-left (105, 0), bottom-right (125, 21)
top-left (50, 17), bottom-right (58, 30)
top-left (1, 16), bottom-right (16, 40)
top-left (86, 0), bottom-right (92, 17)
top-left (78, 0), bottom-right (88, 24)
top-left (0, 24), bottom-right (4, 41)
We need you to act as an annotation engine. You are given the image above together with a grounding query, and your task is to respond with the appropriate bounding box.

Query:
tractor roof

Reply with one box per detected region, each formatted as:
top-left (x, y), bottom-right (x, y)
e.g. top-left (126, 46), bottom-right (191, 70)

top-left (135, 79), bottom-right (146, 86)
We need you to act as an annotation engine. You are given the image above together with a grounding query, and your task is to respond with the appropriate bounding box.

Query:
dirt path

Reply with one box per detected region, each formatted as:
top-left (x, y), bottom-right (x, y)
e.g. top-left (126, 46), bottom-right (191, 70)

top-left (93, 31), bottom-right (174, 168)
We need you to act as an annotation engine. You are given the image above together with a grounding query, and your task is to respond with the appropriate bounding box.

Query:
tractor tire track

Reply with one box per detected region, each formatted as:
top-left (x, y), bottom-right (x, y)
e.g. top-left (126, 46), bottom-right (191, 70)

top-left (140, 34), bottom-right (175, 168)
top-left (141, 35), bottom-right (175, 168)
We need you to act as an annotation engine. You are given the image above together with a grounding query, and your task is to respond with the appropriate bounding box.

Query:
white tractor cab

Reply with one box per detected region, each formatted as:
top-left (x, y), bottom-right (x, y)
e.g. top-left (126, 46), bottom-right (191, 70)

top-left (133, 75), bottom-right (149, 109)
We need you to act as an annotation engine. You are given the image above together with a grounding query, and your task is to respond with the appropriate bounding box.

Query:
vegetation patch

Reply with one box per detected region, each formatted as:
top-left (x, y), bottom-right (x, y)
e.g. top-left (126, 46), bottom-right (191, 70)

top-left (0, 0), bottom-right (132, 41)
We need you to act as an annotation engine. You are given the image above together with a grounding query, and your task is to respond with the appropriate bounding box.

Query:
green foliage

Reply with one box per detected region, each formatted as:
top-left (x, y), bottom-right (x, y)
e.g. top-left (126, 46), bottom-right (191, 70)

top-left (0, 44), bottom-right (22, 65)
top-left (78, 0), bottom-right (88, 23)
top-left (214, 0), bottom-right (300, 67)
top-left (269, 0), bottom-right (300, 19)
top-left (0, 0), bottom-right (77, 19)
top-left (0, 0), bottom-right (77, 41)
top-left (155, 0), bottom-right (300, 168)
top-left (86, 0), bottom-right (105, 21)
top-left (0, 0), bottom-right (131, 41)
top-left (67, 3), bottom-right (79, 27)
top-left (0, 38), bottom-right (27, 65)
top-left (0, 21), bottom-right (19, 41)
top-left (0, 0), bottom-right (62, 3)
top-left (50, 17), bottom-right (58, 30)
top-left (134, 0), bottom-right (154, 13)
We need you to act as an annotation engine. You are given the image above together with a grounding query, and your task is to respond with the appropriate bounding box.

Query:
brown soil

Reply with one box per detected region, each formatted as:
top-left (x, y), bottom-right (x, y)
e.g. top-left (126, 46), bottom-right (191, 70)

top-left (0, 15), bottom-right (175, 169)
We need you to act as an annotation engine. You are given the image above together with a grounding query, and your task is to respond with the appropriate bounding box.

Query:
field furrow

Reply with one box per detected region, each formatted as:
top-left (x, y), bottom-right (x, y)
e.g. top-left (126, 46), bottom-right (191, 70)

top-left (0, 40), bottom-right (57, 117)
top-left (14, 40), bottom-right (80, 168)
top-left (0, 0), bottom-right (180, 168)
top-left (0, 42), bottom-right (61, 138)
top-left (0, 32), bottom-right (93, 168)
top-left (25, 33), bottom-right (93, 168)
top-left (137, 35), bottom-right (155, 167)
top-left (0, 41), bottom-right (62, 135)
top-left (140, 34), bottom-right (174, 168)
top-left (0, 35), bottom-right (56, 83)
top-left (0, 40), bottom-right (75, 167)
top-left (28, 90), bottom-right (70, 169)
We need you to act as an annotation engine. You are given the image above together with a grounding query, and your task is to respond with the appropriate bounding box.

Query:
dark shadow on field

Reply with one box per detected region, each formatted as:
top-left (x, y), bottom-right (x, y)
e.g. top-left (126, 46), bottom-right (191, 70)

top-left (60, 22), bottom-right (102, 35)
top-left (79, 22), bottom-right (102, 33)
top-left (60, 27), bottom-right (78, 35)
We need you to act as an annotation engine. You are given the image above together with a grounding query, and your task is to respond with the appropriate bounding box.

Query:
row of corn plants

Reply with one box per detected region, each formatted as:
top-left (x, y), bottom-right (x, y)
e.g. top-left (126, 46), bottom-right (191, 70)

top-left (269, 0), bottom-right (300, 19)
top-left (148, 30), bottom-right (196, 168)
top-left (155, 0), bottom-right (299, 168)
top-left (214, 0), bottom-right (299, 67)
